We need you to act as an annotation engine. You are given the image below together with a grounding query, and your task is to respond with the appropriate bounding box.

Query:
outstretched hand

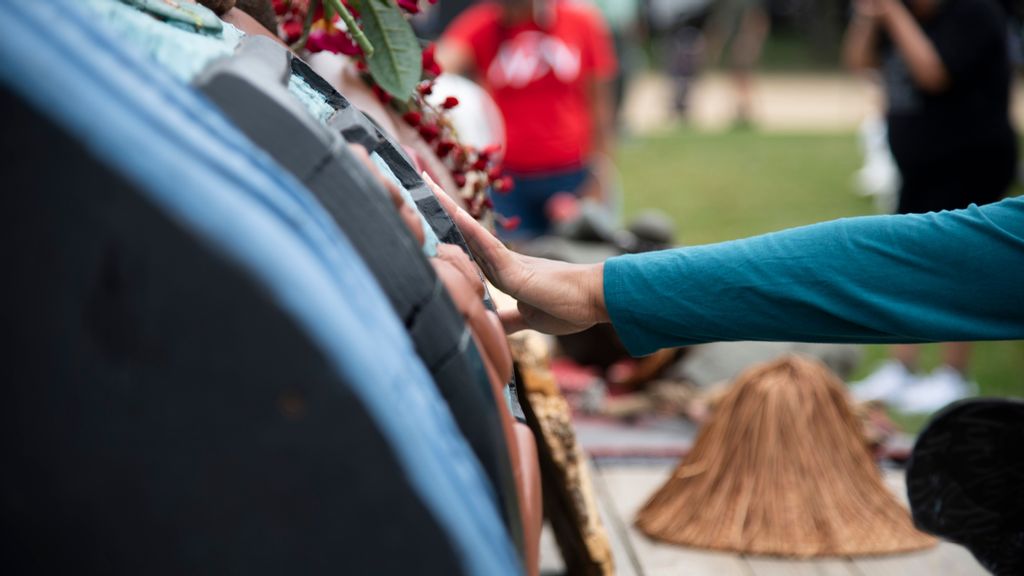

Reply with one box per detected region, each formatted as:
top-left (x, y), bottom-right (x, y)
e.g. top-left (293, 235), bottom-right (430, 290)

top-left (424, 172), bottom-right (608, 335)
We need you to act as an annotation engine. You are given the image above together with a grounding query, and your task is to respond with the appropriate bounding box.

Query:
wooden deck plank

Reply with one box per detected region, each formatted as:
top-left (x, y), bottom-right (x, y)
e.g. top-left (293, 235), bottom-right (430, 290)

top-left (746, 557), bottom-right (857, 576)
top-left (538, 523), bottom-right (566, 575)
top-left (851, 542), bottom-right (986, 576)
top-left (881, 469), bottom-right (908, 507)
top-left (597, 465), bottom-right (752, 576)
top-left (932, 543), bottom-right (990, 576)
top-left (589, 460), bottom-right (641, 576)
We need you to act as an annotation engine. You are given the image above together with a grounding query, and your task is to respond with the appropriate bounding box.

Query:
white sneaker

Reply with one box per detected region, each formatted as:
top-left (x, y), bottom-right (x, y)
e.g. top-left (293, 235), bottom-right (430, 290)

top-left (849, 360), bottom-right (915, 403)
top-left (896, 366), bottom-right (976, 414)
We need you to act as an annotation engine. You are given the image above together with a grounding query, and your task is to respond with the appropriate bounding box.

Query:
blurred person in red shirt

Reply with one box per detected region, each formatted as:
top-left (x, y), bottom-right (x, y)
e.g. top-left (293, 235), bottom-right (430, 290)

top-left (439, 0), bottom-right (617, 239)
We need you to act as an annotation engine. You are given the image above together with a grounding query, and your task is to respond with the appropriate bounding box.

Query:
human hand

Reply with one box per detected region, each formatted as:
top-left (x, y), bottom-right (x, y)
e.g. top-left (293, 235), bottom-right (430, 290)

top-left (433, 258), bottom-right (513, 384)
top-left (424, 172), bottom-right (608, 335)
top-left (435, 243), bottom-right (484, 300)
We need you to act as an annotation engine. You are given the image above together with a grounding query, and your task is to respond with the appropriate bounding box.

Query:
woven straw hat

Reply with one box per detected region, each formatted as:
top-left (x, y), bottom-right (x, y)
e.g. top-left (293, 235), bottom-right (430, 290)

top-left (635, 355), bottom-right (936, 557)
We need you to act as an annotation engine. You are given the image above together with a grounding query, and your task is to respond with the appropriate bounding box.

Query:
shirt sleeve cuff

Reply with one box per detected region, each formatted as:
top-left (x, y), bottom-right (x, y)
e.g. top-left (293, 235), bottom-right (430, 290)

top-left (603, 254), bottom-right (664, 357)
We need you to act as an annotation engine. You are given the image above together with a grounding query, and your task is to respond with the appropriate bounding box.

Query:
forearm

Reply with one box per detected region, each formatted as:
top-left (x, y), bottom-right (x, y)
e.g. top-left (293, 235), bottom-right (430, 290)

top-left (842, 14), bottom-right (880, 71)
top-left (881, 0), bottom-right (949, 92)
top-left (519, 256), bottom-right (607, 322)
top-left (603, 199), bottom-right (1024, 356)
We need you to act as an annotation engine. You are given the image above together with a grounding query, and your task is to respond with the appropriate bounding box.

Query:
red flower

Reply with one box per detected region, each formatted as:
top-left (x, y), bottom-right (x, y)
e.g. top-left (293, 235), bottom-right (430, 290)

top-left (281, 18), bottom-right (303, 43)
top-left (402, 111), bottom-right (422, 127)
top-left (307, 29), bottom-right (362, 55)
top-left (453, 172), bottom-right (467, 187)
top-left (435, 140), bottom-right (456, 157)
top-left (418, 124), bottom-right (440, 142)
top-left (471, 155), bottom-right (489, 171)
top-left (372, 84), bottom-right (393, 104)
top-left (273, 0), bottom-right (289, 16)
top-left (305, 31), bottom-right (327, 52)
top-left (417, 81), bottom-right (434, 96)
top-left (422, 43), bottom-right (442, 77)
top-left (442, 96), bottom-right (459, 109)
top-left (500, 215), bottom-right (521, 231)
top-left (482, 196), bottom-right (494, 209)
top-left (355, 59), bottom-right (369, 72)
top-left (397, 0), bottom-right (420, 13)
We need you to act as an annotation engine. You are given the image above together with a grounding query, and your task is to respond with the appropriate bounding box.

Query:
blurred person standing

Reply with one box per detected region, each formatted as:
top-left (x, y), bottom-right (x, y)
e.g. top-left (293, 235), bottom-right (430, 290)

top-left (591, 0), bottom-right (641, 128)
top-left (438, 0), bottom-right (618, 239)
top-left (661, 0), bottom-right (712, 118)
top-left (704, 0), bottom-right (771, 127)
top-left (842, 0), bottom-right (1017, 413)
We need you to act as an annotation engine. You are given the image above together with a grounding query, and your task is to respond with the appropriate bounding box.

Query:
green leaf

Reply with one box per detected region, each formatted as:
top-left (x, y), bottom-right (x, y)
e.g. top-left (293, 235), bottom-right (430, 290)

top-left (356, 0), bottom-right (422, 101)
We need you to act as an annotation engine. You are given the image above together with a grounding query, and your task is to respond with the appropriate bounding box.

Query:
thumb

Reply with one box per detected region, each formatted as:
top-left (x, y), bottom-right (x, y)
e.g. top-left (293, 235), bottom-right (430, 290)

top-left (498, 307), bottom-right (529, 334)
top-left (516, 301), bottom-right (594, 336)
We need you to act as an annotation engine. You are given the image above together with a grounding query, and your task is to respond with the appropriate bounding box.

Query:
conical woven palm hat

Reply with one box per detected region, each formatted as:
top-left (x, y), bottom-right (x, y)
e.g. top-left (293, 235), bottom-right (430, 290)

top-left (635, 355), bottom-right (936, 557)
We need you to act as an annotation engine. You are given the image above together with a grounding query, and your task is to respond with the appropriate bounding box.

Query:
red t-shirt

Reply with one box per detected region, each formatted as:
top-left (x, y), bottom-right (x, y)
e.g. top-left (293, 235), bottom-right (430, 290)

top-left (443, 1), bottom-right (617, 173)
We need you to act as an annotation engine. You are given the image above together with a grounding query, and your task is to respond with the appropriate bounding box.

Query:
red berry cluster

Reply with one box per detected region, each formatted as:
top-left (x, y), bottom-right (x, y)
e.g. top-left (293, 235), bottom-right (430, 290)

top-left (274, 0), bottom-right (364, 54)
top-left (394, 70), bottom-right (513, 221)
top-left (273, 0), bottom-right (512, 223)
top-left (273, 0), bottom-right (306, 42)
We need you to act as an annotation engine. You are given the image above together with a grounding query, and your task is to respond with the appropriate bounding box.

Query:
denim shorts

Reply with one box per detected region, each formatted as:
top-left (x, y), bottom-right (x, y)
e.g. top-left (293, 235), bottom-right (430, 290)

top-left (491, 166), bottom-right (590, 240)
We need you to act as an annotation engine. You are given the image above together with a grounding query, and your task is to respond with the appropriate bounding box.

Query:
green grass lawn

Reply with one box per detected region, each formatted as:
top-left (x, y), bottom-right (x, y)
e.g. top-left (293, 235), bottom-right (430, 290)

top-left (616, 128), bottom-right (1023, 431)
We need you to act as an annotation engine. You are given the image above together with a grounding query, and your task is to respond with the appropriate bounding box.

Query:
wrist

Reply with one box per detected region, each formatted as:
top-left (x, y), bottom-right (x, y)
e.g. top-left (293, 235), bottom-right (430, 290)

top-left (587, 262), bottom-right (608, 324)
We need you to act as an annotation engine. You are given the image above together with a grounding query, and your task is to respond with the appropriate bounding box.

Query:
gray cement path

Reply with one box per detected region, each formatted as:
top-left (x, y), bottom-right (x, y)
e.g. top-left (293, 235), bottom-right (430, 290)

top-left (622, 71), bottom-right (1024, 135)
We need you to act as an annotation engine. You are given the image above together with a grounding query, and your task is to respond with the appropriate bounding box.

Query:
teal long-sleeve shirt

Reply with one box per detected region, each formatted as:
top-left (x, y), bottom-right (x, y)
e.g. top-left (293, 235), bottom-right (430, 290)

top-left (604, 196), bottom-right (1024, 357)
